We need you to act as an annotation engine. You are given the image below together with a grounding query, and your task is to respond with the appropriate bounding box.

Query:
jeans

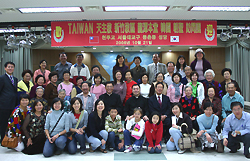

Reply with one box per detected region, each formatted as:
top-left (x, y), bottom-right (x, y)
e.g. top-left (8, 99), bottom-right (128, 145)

top-left (43, 135), bottom-right (67, 157)
top-left (123, 130), bottom-right (143, 151)
top-left (146, 141), bottom-right (162, 154)
top-left (107, 132), bottom-right (124, 152)
top-left (166, 127), bottom-right (182, 151)
top-left (67, 133), bottom-right (86, 154)
top-left (86, 130), bottom-right (108, 150)
top-left (227, 132), bottom-right (250, 156)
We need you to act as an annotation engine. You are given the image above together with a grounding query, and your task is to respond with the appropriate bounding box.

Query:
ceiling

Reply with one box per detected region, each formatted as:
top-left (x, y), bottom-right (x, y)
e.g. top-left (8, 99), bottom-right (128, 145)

top-left (1, 0), bottom-right (250, 52)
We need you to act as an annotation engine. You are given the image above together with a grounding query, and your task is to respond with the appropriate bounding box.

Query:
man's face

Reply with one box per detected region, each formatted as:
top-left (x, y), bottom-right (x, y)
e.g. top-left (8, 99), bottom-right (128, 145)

top-left (59, 54), bottom-right (67, 62)
top-left (232, 105), bottom-right (243, 119)
top-left (105, 83), bottom-right (114, 94)
top-left (81, 83), bottom-right (89, 94)
top-left (5, 64), bottom-right (14, 75)
top-left (76, 55), bottom-right (83, 64)
top-left (184, 67), bottom-right (192, 76)
top-left (92, 67), bottom-right (100, 76)
top-left (155, 84), bottom-right (163, 95)
top-left (132, 85), bottom-right (140, 96)
top-left (167, 63), bottom-right (175, 73)
top-left (227, 83), bottom-right (236, 95)
top-left (152, 54), bottom-right (159, 63)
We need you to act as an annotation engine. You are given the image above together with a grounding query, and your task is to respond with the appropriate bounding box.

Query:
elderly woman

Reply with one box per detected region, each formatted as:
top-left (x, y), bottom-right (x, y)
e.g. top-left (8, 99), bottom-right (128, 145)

top-left (188, 71), bottom-right (205, 106)
top-left (203, 69), bottom-right (223, 99)
top-left (43, 98), bottom-right (69, 157)
top-left (190, 48), bottom-right (212, 82)
top-left (149, 72), bottom-right (168, 97)
top-left (33, 59), bottom-right (51, 85)
top-left (57, 71), bottom-right (74, 101)
top-left (131, 56), bottom-right (146, 83)
top-left (58, 89), bottom-right (71, 112)
top-left (17, 70), bottom-right (34, 96)
top-left (29, 75), bottom-right (46, 99)
top-left (166, 103), bottom-right (193, 154)
top-left (139, 73), bottom-right (151, 98)
top-left (167, 73), bottom-right (185, 104)
top-left (197, 102), bottom-right (219, 151)
top-left (220, 68), bottom-right (241, 97)
top-left (179, 86), bottom-right (201, 132)
top-left (44, 72), bottom-right (59, 107)
top-left (113, 54), bottom-right (128, 80)
top-left (174, 55), bottom-right (187, 78)
top-left (181, 66), bottom-right (192, 85)
top-left (29, 86), bottom-right (48, 113)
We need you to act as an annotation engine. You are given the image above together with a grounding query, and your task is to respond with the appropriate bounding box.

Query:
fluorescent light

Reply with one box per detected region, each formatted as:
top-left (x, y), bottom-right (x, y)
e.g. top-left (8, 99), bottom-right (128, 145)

top-left (0, 29), bottom-right (29, 33)
top-left (125, 47), bottom-right (129, 49)
top-left (93, 47), bottom-right (96, 50)
top-left (110, 50), bottom-right (113, 52)
top-left (104, 6), bottom-right (169, 11)
top-left (169, 50), bottom-right (172, 52)
top-left (140, 50), bottom-right (143, 52)
top-left (18, 7), bottom-right (83, 13)
top-left (157, 47), bottom-right (161, 49)
top-left (81, 51), bottom-right (84, 53)
top-left (190, 6), bottom-right (250, 12)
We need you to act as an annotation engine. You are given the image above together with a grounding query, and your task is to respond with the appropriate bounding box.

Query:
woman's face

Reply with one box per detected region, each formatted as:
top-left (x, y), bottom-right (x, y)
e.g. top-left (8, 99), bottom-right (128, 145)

top-left (205, 72), bottom-right (214, 82)
top-left (77, 79), bottom-right (83, 86)
top-left (20, 98), bottom-right (29, 107)
top-left (142, 75), bottom-right (148, 84)
top-left (94, 76), bottom-right (101, 85)
top-left (179, 57), bottom-right (185, 65)
top-left (204, 106), bottom-right (213, 117)
top-left (37, 77), bottom-right (45, 85)
top-left (23, 73), bottom-right (31, 82)
top-left (172, 105), bottom-right (181, 116)
top-left (134, 110), bottom-right (142, 120)
top-left (73, 100), bottom-right (81, 112)
top-left (185, 87), bottom-right (192, 97)
top-left (97, 101), bottom-right (105, 112)
top-left (125, 72), bottom-right (132, 81)
top-left (51, 75), bottom-right (58, 83)
top-left (115, 72), bottom-right (122, 81)
top-left (63, 73), bottom-right (70, 81)
top-left (156, 74), bottom-right (163, 82)
top-left (207, 88), bottom-right (215, 98)
top-left (152, 115), bottom-right (159, 124)
top-left (191, 74), bottom-right (198, 82)
top-left (118, 57), bottom-right (124, 64)
top-left (223, 71), bottom-right (231, 80)
top-left (196, 52), bottom-right (203, 60)
top-left (58, 92), bottom-right (66, 100)
top-left (173, 75), bottom-right (180, 84)
top-left (53, 101), bottom-right (62, 111)
top-left (35, 101), bottom-right (44, 112)
top-left (40, 61), bottom-right (46, 69)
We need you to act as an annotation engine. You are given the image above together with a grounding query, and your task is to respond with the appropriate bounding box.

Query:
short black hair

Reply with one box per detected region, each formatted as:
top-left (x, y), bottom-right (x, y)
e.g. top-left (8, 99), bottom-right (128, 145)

top-left (221, 68), bottom-right (232, 76)
top-left (39, 59), bottom-right (47, 69)
top-left (63, 70), bottom-right (70, 76)
top-left (227, 82), bottom-right (236, 88)
top-left (4, 61), bottom-right (15, 68)
top-left (190, 71), bottom-right (199, 81)
top-left (76, 53), bottom-right (83, 58)
top-left (105, 81), bottom-right (114, 87)
top-left (48, 71), bottom-right (59, 80)
top-left (132, 83), bottom-right (139, 89)
top-left (108, 106), bottom-right (118, 112)
top-left (167, 61), bottom-right (175, 67)
top-left (155, 72), bottom-right (165, 80)
top-left (203, 102), bottom-right (214, 111)
top-left (93, 74), bottom-right (103, 84)
top-left (171, 102), bottom-right (184, 113)
top-left (22, 69), bottom-right (33, 77)
top-left (35, 75), bottom-right (45, 84)
top-left (91, 65), bottom-right (100, 71)
top-left (59, 52), bottom-right (67, 57)
top-left (51, 98), bottom-right (63, 110)
top-left (140, 73), bottom-right (148, 82)
top-left (76, 76), bottom-right (84, 83)
top-left (125, 70), bottom-right (133, 78)
top-left (19, 93), bottom-right (30, 101)
top-left (81, 81), bottom-right (91, 88)
top-left (207, 85), bottom-right (216, 94)
top-left (70, 97), bottom-right (83, 114)
top-left (133, 56), bottom-right (142, 63)
top-left (148, 111), bottom-right (161, 125)
top-left (155, 81), bottom-right (164, 88)
top-left (230, 101), bottom-right (243, 110)
top-left (172, 72), bottom-right (182, 83)
top-left (31, 100), bottom-right (45, 113)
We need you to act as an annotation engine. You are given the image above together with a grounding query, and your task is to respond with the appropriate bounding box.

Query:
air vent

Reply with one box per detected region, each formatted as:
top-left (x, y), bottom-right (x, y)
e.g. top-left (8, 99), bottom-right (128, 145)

top-left (171, 6), bottom-right (187, 10)
top-left (85, 6), bottom-right (100, 11)
top-left (0, 8), bottom-right (18, 13)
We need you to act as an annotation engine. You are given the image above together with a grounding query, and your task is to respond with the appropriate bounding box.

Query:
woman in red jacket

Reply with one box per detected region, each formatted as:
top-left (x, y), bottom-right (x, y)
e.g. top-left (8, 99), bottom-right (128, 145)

top-left (145, 111), bottom-right (163, 154)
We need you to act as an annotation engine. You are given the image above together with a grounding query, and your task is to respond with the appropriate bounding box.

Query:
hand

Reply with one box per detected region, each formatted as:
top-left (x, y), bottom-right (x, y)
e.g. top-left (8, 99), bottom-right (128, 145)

top-left (125, 115), bottom-right (133, 121)
top-left (196, 131), bottom-right (204, 138)
top-left (48, 110), bottom-right (52, 114)
top-left (26, 92), bottom-right (29, 95)
top-left (79, 128), bottom-right (84, 134)
top-left (118, 142), bottom-right (124, 149)
top-left (170, 137), bottom-right (174, 142)
top-left (27, 138), bottom-right (33, 147)
top-left (223, 138), bottom-right (228, 147)
top-left (190, 117), bottom-right (195, 121)
top-left (161, 115), bottom-right (166, 121)
top-left (48, 137), bottom-right (53, 143)
top-left (172, 124), bottom-right (178, 129)
top-left (51, 134), bottom-right (59, 142)
top-left (101, 139), bottom-right (106, 146)
top-left (235, 131), bottom-right (241, 135)
top-left (143, 115), bottom-right (149, 121)
top-left (117, 115), bottom-right (121, 119)
top-left (76, 129), bottom-right (83, 134)
top-left (118, 128), bottom-right (123, 133)
top-left (156, 144), bottom-right (161, 150)
top-left (148, 147), bottom-right (152, 151)
top-left (221, 118), bottom-right (226, 123)
top-left (205, 133), bottom-right (213, 143)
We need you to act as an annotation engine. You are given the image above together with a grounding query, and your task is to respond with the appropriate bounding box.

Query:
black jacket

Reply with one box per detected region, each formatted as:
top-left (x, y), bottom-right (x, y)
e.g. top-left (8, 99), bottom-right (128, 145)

top-left (99, 93), bottom-right (123, 116)
top-left (171, 112), bottom-right (193, 134)
top-left (124, 95), bottom-right (149, 118)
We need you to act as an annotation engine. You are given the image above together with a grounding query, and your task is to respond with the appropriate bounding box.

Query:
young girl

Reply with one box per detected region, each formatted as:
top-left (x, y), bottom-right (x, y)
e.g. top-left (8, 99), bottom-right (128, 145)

top-left (145, 111), bottom-right (163, 154)
top-left (124, 108), bottom-right (145, 153)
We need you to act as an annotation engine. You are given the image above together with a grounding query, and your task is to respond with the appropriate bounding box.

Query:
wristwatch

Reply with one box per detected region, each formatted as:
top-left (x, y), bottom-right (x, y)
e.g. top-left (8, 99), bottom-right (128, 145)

top-left (58, 133), bottom-right (61, 136)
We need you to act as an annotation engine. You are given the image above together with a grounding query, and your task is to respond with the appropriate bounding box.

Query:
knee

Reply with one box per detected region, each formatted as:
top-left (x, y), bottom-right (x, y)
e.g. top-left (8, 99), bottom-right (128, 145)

top-left (169, 127), bottom-right (178, 135)
top-left (148, 148), bottom-right (154, 154)
top-left (109, 131), bottom-right (116, 137)
top-left (56, 139), bottom-right (67, 149)
top-left (68, 147), bottom-right (77, 154)
top-left (155, 147), bottom-right (162, 153)
top-left (43, 148), bottom-right (53, 157)
top-left (166, 141), bottom-right (176, 151)
top-left (123, 130), bottom-right (130, 136)
top-left (92, 139), bottom-right (102, 148)
top-left (100, 130), bottom-right (108, 140)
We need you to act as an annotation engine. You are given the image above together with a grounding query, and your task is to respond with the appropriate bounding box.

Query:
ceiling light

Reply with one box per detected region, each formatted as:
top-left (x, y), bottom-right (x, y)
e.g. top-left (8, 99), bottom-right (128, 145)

top-left (110, 50), bottom-right (113, 52)
top-left (189, 47), bottom-right (193, 49)
top-left (237, 29), bottom-right (248, 41)
top-left (169, 50), bottom-right (172, 52)
top-left (18, 7), bottom-right (83, 13)
top-left (93, 47), bottom-right (96, 49)
top-left (125, 47), bottom-right (129, 49)
top-left (81, 51), bottom-right (84, 53)
top-left (26, 33), bottom-right (38, 44)
top-left (104, 6), bottom-right (169, 12)
top-left (190, 6), bottom-right (250, 12)
top-left (41, 32), bottom-right (51, 44)
top-left (19, 40), bottom-right (31, 48)
top-left (220, 29), bottom-right (228, 41)
top-left (140, 50), bottom-right (143, 52)
top-left (157, 47), bottom-right (161, 49)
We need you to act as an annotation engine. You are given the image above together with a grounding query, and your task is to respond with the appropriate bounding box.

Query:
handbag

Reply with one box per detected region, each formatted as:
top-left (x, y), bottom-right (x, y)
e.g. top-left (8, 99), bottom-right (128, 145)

top-left (67, 111), bottom-right (85, 140)
top-left (1, 134), bottom-right (18, 148)
top-left (178, 123), bottom-right (196, 150)
top-left (49, 112), bottom-right (64, 137)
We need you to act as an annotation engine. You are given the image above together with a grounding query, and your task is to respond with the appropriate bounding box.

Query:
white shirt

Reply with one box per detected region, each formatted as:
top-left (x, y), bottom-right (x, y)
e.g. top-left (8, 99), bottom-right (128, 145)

top-left (156, 94), bottom-right (162, 102)
top-left (174, 66), bottom-right (186, 78)
top-left (140, 83), bottom-right (151, 98)
top-left (163, 72), bottom-right (173, 86)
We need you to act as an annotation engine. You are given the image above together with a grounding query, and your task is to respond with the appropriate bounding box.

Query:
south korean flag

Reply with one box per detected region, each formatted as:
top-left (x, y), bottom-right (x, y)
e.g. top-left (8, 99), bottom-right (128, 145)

top-left (170, 36), bottom-right (179, 42)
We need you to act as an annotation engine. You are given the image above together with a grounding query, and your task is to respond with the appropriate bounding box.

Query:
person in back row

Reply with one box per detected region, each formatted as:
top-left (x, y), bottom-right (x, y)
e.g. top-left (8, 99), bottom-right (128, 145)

top-left (88, 65), bottom-right (107, 86)
top-left (131, 56), bottom-right (146, 83)
top-left (54, 52), bottom-right (72, 83)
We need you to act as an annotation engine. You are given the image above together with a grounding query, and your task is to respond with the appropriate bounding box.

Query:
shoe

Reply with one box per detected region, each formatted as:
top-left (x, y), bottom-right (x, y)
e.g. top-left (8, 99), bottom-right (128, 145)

top-left (245, 154), bottom-right (250, 159)
top-left (80, 150), bottom-right (86, 154)
top-left (89, 145), bottom-right (94, 153)
top-left (178, 149), bottom-right (186, 154)
top-left (55, 150), bottom-right (63, 155)
top-left (100, 148), bottom-right (107, 153)
top-left (201, 144), bottom-right (205, 151)
top-left (124, 146), bottom-right (133, 153)
top-left (108, 147), bottom-right (114, 151)
top-left (230, 150), bottom-right (237, 153)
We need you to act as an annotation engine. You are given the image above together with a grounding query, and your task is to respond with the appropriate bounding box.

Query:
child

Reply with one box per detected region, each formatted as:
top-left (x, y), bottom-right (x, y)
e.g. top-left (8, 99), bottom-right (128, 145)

top-left (105, 107), bottom-right (124, 152)
top-left (145, 111), bottom-right (163, 154)
top-left (124, 108), bottom-right (145, 153)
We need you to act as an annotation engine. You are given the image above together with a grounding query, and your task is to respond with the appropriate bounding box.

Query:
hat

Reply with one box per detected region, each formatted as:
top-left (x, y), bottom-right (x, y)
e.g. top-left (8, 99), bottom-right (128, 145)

top-left (195, 48), bottom-right (205, 57)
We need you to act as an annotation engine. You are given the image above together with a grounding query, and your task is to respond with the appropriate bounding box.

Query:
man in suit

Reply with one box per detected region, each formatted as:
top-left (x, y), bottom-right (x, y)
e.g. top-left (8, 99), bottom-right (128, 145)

top-left (148, 82), bottom-right (171, 141)
top-left (0, 61), bottom-right (18, 142)
top-left (147, 54), bottom-right (167, 84)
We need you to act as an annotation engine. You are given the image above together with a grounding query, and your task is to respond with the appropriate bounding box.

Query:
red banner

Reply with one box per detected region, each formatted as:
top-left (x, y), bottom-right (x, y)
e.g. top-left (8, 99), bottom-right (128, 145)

top-left (51, 20), bottom-right (217, 47)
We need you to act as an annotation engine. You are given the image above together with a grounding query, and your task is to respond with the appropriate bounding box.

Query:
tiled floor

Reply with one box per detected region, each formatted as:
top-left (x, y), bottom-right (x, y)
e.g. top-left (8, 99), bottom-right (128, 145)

top-left (0, 144), bottom-right (248, 161)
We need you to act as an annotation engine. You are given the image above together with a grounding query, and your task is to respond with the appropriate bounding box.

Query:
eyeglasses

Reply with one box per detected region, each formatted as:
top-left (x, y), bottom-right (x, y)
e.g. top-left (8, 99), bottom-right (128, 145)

top-left (232, 108), bottom-right (242, 112)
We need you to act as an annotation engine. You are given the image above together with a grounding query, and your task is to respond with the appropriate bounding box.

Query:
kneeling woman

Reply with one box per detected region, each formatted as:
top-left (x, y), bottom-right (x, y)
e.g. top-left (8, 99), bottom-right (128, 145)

top-left (166, 103), bottom-right (193, 154)
top-left (197, 102), bottom-right (219, 150)
top-left (86, 99), bottom-right (108, 153)
top-left (22, 100), bottom-right (46, 155)
top-left (145, 111), bottom-right (163, 154)
top-left (43, 98), bottom-right (69, 157)
top-left (67, 97), bottom-right (88, 154)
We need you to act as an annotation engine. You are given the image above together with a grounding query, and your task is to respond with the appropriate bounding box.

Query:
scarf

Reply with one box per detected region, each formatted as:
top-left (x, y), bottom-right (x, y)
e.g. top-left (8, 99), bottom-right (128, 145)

top-left (173, 82), bottom-right (181, 98)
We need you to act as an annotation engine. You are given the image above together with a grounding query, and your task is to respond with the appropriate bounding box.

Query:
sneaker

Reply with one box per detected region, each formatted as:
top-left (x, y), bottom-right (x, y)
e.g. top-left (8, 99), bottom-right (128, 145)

top-left (201, 144), bottom-right (205, 151)
top-left (80, 150), bottom-right (86, 154)
top-left (124, 146), bottom-right (133, 153)
top-left (178, 149), bottom-right (186, 154)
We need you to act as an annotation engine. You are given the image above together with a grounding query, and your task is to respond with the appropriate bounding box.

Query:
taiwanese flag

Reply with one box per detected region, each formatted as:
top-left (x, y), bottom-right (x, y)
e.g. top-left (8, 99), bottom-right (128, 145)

top-left (89, 36), bottom-right (99, 43)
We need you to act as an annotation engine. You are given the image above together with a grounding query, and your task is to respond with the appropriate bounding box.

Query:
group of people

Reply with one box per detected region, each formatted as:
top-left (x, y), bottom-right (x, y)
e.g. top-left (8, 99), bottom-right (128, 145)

top-left (0, 48), bottom-right (249, 159)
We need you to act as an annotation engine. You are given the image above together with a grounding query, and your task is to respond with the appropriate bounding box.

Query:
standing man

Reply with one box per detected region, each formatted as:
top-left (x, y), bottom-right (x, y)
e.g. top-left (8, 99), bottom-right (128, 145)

top-left (147, 54), bottom-right (167, 84)
top-left (0, 62), bottom-right (18, 142)
top-left (70, 53), bottom-right (90, 86)
top-left (54, 52), bottom-right (72, 83)
top-left (222, 102), bottom-right (250, 159)
top-left (164, 61), bottom-right (175, 86)
top-left (87, 65), bottom-right (107, 86)
top-left (131, 56), bottom-right (146, 83)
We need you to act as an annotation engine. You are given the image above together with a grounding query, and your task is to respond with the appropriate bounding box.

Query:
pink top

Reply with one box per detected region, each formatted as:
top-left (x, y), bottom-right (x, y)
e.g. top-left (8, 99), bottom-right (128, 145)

top-left (33, 69), bottom-right (51, 85)
top-left (195, 60), bottom-right (205, 80)
top-left (167, 84), bottom-right (186, 103)
top-left (57, 82), bottom-right (74, 96)
top-left (90, 84), bottom-right (106, 99)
